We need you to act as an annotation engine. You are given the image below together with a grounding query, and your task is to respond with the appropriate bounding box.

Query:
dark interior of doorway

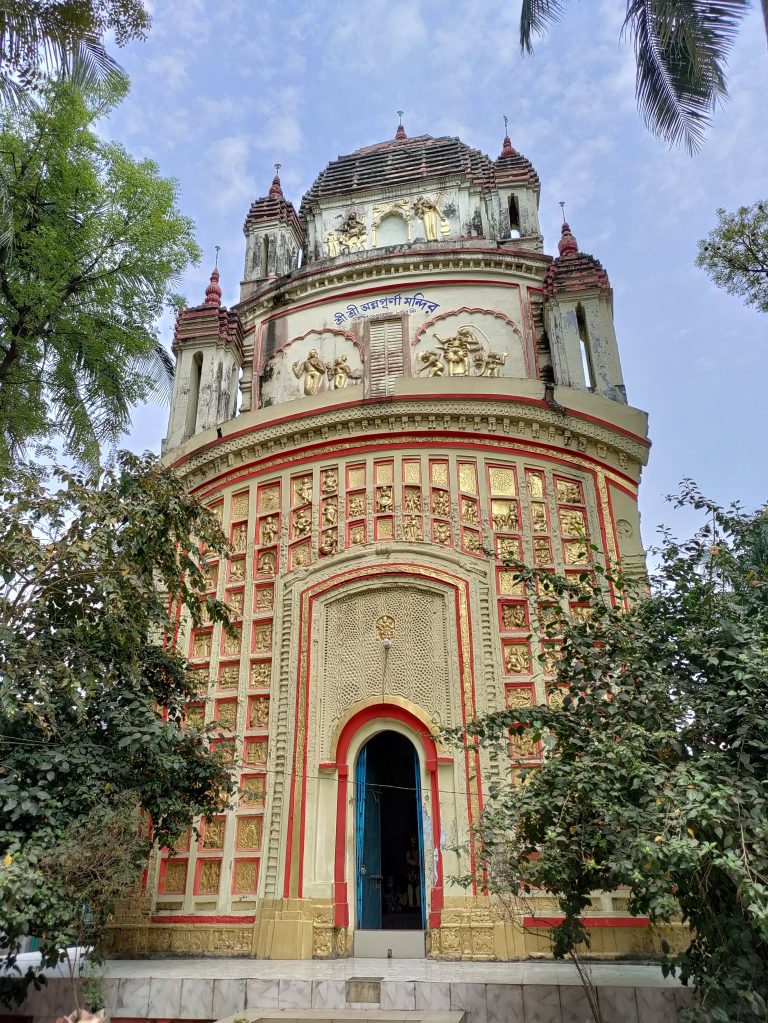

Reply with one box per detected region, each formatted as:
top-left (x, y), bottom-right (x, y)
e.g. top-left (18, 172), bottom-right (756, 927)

top-left (366, 730), bottom-right (423, 930)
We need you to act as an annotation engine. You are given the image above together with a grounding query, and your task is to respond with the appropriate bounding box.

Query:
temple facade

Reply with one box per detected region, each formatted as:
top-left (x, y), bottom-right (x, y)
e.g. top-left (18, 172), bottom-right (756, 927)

top-left (111, 123), bottom-right (651, 962)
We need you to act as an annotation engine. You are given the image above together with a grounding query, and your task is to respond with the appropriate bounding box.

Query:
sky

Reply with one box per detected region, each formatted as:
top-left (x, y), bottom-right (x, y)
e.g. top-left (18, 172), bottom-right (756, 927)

top-left (105, 0), bottom-right (768, 547)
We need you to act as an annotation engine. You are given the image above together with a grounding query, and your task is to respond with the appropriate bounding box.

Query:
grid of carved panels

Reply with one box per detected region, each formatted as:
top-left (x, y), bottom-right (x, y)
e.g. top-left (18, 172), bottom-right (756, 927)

top-left (160, 450), bottom-right (600, 907)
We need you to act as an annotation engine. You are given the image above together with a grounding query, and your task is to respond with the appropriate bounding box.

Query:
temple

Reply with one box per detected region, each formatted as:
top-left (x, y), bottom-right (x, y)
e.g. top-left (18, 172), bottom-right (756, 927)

top-left (112, 122), bottom-right (652, 962)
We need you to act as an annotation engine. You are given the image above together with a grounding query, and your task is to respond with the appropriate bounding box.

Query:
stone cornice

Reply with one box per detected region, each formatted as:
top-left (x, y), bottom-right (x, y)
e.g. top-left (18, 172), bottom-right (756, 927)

top-left (237, 245), bottom-right (552, 323)
top-left (165, 392), bottom-right (649, 495)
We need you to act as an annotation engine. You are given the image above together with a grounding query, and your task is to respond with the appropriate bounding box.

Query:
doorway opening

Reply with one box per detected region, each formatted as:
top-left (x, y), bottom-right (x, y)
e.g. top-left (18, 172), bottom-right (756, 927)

top-left (355, 730), bottom-right (425, 931)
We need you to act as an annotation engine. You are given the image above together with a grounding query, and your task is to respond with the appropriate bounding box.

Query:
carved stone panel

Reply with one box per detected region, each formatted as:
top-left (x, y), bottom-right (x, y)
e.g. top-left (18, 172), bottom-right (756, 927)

top-left (319, 586), bottom-right (452, 756)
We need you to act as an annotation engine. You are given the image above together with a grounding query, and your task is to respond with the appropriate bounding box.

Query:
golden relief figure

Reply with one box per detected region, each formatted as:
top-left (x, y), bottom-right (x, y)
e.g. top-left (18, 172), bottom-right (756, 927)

top-left (249, 697), bottom-right (269, 729)
top-left (348, 493), bottom-right (365, 518)
top-left (215, 702), bottom-right (237, 731)
top-left (259, 485), bottom-right (280, 514)
top-left (294, 476), bottom-right (313, 505)
top-left (226, 590), bottom-right (244, 618)
top-left (560, 508), bottom-right (587, 535)
top-left (375, 615), bottom-right (395, 640)
top-left (531, 503), bottom-right (548, 532)
top-left (502, 603), bottom-right (527, 630)
top-left (505, 686), bottom-right (533, 709)
top-left (222, 628), bottom-right (241, 656)
top-left (231, 523), bottom-right (248, 554)
top-left (192, 632), bottom-right (212, 659)
top-left (184, 704), bottom-right (205, 729)
top-left (255, 587), bottom-right (273, 611)
top-left (256, 550), bottom-right (276, 576)
top-left (292, 507), bottom-right (312, 537)
top-left (163, 860), bottom-right (187, 894)
top-left (491, 500), bottom-right (519, 532)
top-left (527, 474), bottom-right (544, 499)
top-left (432, 490), bottom-right (450, 517)
top-left (404, 488), bottom-right (421, 513)
top-left (504, 644), bottom-right (531, 674)
top-left (320, 529), bottom-right (338, 556)
top-left (245, 739), bottom-right (267, 766)
top-left (499, 570), bottom-right (525, 596)
top-left (292, 543), bottom-right (311, 567)
top-left (322, 500), bottom-right (338, 527)
top-left (229, 558), bottom-right (246, 582)
top-left (563, 539), bottom-right (590, 565)
top-left (253, 624), bottom-right (272, 651)
top-left (460, 498), bottom-right (478, 524)
top-left (336, 210), bottom-right (368, 251)
top-left (404, 515), bottom-right (422, 541)
top-left (202, 562), bottom-right (218, 591)
top-left (556, 480), bottom-right (583, 504)
top-left (233, 860), bottom-right (258, 893)
top-left (533, 538), bottom-right (552, 564)
top-left (327, 354), bottom-right (360, 389)
top-left (250, 661), bottom-right (271, 687)
top-left (188, 668), bottom-right (209, 693)
top-left (260, 515), bottom-right (278, 545)
top-left (241, 776), bottom-right (265, 807)
top-left (375, 486), bottom-right (393, 514)
top-left (321, 468), bottom-right (338, 493)
top-left (198, 860), bottom-right (221, 894)
top-left (202, 818), bottom-right (225, 849)
top-left (463, 530), bottom-right (481, 553)
top-left (232, 492), bottom-right (249, 519)
top-left (349, 524), bottom-right (365, 545)
top-left (292, 349), bottom-right (327, 396)
top-left (412, 195), bottom-right (450, 241)
top-left (417, 350), bottom-right (445, 377)
top-left (219, 665), bottom-right (240, 689)
top-left (434, 521), bottom-right (451, 545)
top-left (237, 817), bottom-right (263, 849)
top-left (498, 537), bottom-right (521, 561)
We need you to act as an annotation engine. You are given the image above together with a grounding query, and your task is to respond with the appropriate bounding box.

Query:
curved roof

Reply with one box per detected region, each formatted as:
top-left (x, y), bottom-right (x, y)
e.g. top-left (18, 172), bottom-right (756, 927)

top-left (299, 132), bottom-right (539, 221)
top-left (544, 224), bottom-right (611, 297)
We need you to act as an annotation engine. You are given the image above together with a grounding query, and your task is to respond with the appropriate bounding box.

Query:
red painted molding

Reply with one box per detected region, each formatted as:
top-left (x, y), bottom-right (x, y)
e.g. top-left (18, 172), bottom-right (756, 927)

top-left (523, 915), bottom-right (649, 929)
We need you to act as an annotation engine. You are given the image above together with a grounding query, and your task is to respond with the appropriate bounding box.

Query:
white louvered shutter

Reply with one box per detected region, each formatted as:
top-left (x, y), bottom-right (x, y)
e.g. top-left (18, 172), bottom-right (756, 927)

top-left (367, 318), bottom-right (404, 398)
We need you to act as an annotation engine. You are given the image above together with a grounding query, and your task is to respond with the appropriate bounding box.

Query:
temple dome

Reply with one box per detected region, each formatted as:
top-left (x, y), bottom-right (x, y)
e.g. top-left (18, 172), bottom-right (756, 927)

top-left (299, 133), bottom-right (539, 223)
top-left (543, 223), bottom-right (611, 297)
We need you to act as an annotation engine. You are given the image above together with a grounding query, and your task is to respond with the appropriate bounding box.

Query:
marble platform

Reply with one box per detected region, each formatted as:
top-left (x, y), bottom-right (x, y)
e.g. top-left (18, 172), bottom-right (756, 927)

top-left (8, 955), bottom-right (694, 1023)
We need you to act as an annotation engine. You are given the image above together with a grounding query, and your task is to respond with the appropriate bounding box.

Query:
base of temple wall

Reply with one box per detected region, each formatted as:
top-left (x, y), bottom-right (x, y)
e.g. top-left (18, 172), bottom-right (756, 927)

top-left (108, 894), bottom-right (688, 961)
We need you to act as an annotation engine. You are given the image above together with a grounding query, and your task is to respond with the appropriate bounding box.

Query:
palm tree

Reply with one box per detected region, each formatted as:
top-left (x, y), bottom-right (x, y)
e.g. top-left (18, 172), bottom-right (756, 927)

top-left (520, 0), bottom-right (759, 153)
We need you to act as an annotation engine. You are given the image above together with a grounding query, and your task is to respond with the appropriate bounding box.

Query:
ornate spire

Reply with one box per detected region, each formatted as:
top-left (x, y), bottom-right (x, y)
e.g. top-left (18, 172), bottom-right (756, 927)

top-left (269, 162), bottom-right (283, 197)
top-left (500, 114), bottom-right (515, 157)
top-left (204, 267), bottom-right (222, 306)
top-left (395, 110), bottom-right (407, 140)
top-left (558, 222), bottom-right (579, 257)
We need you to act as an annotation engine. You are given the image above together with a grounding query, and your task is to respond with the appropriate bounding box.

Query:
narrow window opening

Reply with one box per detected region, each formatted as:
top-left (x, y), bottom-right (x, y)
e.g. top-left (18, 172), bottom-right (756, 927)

top-left (508, 194), bottom-right (521, 239)
top-left (184, 351), bottom-right (203, 439)
top-left (576, 304), bottom-right (595, 390)
top-left (262, 235), bottom-right (270, 276)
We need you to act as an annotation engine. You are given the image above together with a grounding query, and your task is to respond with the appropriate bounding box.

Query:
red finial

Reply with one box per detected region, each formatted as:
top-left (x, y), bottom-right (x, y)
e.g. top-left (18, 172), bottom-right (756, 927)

top-left (500, 114), bottom-right (515, 157)
top-left (269, 162), bottom-right (283, 197)
top-left (558, 222), bottom-right (579, 257)
top-left (395, 110), bottom-right (407, 140)
top-left (205, 267), bottom-right (222, 306)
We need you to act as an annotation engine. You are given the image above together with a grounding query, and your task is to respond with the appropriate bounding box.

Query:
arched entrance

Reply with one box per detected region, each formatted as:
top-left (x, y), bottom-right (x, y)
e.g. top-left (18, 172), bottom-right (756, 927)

top-left (355, 731), bottom-right (425, 931)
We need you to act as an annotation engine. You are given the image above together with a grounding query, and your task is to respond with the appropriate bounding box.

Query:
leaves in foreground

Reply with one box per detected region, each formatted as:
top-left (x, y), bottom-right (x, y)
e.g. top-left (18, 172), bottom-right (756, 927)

top-left (448, 483), bottom-right (768, 1021)
top-left (0, 452), bottom-right (235, 1007)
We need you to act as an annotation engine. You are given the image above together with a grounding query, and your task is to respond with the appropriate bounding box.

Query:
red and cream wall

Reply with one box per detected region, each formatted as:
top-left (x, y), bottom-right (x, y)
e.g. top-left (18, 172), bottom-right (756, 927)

top-left (109, 376), bottom-right (650, 960)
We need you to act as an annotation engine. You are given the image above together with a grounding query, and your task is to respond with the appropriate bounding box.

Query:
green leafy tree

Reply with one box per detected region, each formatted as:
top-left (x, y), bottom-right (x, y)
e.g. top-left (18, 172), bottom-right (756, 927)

top-left (0, 0), bottom-right (151, 104)
top-left (697, 201), bottom-right (768, 314)
top-left (0, 82), bottom-right (200, 472)
top-left (453, 485), bottom-right (768, 1021)
top-left (0, 452), bottom-right (235, 1008)
top-left (520, 1), bottom-right (759, 153)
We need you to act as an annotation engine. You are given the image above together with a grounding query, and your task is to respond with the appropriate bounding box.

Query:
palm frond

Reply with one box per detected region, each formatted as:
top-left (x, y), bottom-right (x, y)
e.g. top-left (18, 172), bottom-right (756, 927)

top-left (624, 0), bottom-right (750, 153)
top-left (133, 339), bottom-right (175, 405)
top-left (520, 0), bottom-right (567, 53)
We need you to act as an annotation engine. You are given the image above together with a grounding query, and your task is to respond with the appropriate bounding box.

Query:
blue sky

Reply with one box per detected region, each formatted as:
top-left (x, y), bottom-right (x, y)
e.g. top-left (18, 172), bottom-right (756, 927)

top-left (105, 0), bottom-right (767, 545)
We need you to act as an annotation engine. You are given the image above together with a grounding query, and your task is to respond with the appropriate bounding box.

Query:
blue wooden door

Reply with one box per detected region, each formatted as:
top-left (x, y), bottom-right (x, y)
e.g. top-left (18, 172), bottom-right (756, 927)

top-left (356, 744), bottom-right (382, 928)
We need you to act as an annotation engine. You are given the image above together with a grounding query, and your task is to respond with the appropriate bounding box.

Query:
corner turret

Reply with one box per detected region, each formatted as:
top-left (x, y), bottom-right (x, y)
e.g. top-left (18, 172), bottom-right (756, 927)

top-left (542, 223), bottom-right (627, 403)
top-left (162, 268), bottom-right (244, 452)
top-left (242, 167), bottom-right (303, 293)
